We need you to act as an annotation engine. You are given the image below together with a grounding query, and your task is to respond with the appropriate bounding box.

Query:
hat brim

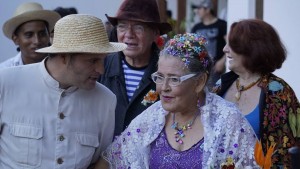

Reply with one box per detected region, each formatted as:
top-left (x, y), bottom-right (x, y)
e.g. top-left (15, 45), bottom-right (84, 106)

top-left (191, 3), bottom-right (212, 9)
top-left (3, 10), bottom-right (61, 39)
top-left (191, 4), bottom-right (201, 9)
top-left (106, 14), bottom-right (172, 35)
top-left (36, 42), bottom-right (127, 54)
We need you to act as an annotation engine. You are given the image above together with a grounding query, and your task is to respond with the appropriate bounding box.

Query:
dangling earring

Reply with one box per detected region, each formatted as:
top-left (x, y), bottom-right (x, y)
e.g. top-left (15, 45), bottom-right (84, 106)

top-left (16, 46), bottom-right (20, 52)
top-left (196, 92), bottom-right (201, 109)
top-left (196, 92), bottom-right (205, 109)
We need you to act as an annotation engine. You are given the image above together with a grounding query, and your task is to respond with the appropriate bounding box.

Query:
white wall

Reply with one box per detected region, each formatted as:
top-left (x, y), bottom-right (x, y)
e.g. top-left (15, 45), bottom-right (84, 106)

top-left (264, 0), bottom-right (300, 99)
top-left (227, 0), bottom-right (255, 26)
top-left (227, 0), bottom-right (300, 99)
top-left (0, 0), bottom-right (123, 62)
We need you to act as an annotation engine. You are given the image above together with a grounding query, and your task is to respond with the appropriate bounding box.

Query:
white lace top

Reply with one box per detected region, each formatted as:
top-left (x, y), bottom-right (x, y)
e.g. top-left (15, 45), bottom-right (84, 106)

top-left (104, 92), bottom-right (259, 168)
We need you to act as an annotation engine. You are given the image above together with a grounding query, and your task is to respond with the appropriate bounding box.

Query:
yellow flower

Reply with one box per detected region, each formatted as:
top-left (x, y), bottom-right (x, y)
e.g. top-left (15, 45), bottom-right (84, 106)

top-left (220, 156), bottom-right (235, 169)
top-left (283, 136), bottom-right (289, 148)
top-left (268, 135), bottom-right (274, 142)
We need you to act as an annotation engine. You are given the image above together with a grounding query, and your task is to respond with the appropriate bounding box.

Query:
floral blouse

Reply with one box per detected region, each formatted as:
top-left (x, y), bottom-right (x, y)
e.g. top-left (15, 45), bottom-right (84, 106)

top-left (214, 72), bottom-right (300, 168)
top-left (103, 92), bottom-right (259, 168)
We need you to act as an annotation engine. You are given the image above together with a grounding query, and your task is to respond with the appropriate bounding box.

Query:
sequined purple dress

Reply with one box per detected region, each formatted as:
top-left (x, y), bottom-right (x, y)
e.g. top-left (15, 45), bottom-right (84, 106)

top-left (149, 129), bottom-right (204, 169)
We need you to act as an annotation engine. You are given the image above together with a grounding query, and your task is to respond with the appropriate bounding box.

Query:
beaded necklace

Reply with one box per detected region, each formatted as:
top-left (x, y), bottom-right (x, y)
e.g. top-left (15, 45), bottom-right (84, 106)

top-left (235, 77), bottom-right (261, 101)
top-left (171, 111), bottom-right (200, 144)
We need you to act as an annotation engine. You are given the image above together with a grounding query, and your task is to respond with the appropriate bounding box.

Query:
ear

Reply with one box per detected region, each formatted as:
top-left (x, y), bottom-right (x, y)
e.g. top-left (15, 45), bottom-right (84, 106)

top-left (155, 29), bottom-right (160, 36)
top-left (152, 28), bottom-right (160, 40)
top-left (195, 73), bottom-right (208, 94)
top-left (12, 34), bottom-right (19, 46)
top-left (60, 54), bottom-right (70, 65)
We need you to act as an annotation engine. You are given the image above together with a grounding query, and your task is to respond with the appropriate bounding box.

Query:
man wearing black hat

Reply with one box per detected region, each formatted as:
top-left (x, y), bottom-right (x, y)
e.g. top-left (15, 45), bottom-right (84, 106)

top-left (0, 2), bottom-right (60, 69)
top-left (99, 0), bottom-right (172, 136)
top-left (191, 0), bottom-right (227, 91)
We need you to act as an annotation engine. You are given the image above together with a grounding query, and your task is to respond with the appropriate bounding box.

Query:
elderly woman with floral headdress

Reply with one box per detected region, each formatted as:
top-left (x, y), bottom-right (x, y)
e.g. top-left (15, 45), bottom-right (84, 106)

top-left (100, 33), bottom-right (259, 168)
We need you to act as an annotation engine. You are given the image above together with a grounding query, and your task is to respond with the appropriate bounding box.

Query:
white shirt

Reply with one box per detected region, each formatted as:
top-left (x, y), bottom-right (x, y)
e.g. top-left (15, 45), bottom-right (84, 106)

top-left (0, 52), bottom-right (23, 69)
top-left (0, 60), bottom-right (116, 169)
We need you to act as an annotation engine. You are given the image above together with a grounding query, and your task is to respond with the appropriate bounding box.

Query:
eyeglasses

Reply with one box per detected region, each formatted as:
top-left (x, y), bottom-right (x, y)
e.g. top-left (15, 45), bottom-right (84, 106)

top-left (116, 23), bottom-right (145, 34)
top-left (151, 72), bottom-right (197, 86)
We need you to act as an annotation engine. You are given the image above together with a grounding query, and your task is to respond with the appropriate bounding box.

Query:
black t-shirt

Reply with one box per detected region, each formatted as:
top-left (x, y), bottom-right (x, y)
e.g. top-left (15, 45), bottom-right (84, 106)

top-left (191, 19), bottom-right (227, 62)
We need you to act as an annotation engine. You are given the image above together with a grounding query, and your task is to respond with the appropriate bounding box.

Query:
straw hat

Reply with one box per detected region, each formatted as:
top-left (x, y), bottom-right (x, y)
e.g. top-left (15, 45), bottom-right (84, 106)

top-left (106, 0), bottom-right (172, 35)
top-left (36, 14), bottom-right (127, 54)
top-left (3, 2), bottom-right (61, 39)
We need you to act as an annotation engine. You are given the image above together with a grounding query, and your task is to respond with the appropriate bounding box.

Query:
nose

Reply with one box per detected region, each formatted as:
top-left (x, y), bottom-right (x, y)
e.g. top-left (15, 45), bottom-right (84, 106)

top-left (32, 34), bottom-right (42, 44)
top-left (124, 25), bottom-right (135, 37)
top-left (223, 44), bottom-right (229, 53)
top-left (161, 78), bottom-right (171, 91)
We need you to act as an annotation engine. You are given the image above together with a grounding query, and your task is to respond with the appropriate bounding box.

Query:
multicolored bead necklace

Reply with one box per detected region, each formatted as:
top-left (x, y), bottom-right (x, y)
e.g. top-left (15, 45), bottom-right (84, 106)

top-left (171, 111), bottom-right (200, 144)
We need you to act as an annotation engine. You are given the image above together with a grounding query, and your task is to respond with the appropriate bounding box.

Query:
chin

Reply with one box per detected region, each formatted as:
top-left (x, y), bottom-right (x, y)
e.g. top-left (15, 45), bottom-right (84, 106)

top-left (33, 55), bottom-right (47, 61)
top-left (161, 103), bottom-right (176, 112)
top-left (123, 51), bottom-right (139, 58)
top-left (82, 84), bottom-right (96, 90)
top-left (84, 87), bottom-right (95, 90)
top-left (227, 64), bottom-right (235, 71)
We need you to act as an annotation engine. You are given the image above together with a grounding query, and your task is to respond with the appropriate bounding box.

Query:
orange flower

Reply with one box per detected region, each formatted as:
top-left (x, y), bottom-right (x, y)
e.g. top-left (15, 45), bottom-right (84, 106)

top-left (146, 91), bottom-right (158, 102)
top-left (254, 140), bottom-right (276, 169)
top-left (141, 90), bottom-right (159, 106)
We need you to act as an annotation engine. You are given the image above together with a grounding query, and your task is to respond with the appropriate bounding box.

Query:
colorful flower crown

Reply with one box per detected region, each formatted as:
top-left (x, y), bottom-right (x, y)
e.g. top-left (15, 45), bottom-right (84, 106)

top-left (161, 33), bottom-right (210, 70)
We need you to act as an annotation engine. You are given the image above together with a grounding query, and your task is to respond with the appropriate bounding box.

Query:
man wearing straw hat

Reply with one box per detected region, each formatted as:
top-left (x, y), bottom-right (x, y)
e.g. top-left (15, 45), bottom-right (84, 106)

top-left (0, 2), bottom-right (60, 69)
top-left (0, 14), bottom-right (126, 169)
top-left (99, 0), bottom-right (172, 136)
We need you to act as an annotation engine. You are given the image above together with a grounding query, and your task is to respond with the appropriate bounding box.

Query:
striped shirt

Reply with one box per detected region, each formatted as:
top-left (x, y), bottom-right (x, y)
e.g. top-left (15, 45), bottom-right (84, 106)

top-left (122, 60), bottom-right (146, 101)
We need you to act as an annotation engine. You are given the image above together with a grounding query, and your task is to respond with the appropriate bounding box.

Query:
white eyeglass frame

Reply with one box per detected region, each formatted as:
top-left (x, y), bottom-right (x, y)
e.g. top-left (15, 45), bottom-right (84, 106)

top-left (151, 72), bottom-right (197, 86)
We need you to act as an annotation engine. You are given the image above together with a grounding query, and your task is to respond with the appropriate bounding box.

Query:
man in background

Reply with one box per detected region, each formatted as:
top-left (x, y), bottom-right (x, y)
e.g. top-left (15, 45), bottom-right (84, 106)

top-left (191, 0), bottom-right (227, 90)
top-left (100, 0), bottom-right (172, 136)
top-left (50, 6), bottom-right (78, 43)
top-left (0, 2), bottom-right (60, 69)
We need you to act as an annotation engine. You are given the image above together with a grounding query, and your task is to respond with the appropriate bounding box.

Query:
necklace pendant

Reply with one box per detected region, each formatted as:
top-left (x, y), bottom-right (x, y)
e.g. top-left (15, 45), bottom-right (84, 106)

top-left (235, 91), bottom-right (241, 101)
top-left (177, 130), bottom-right (184, 135)
top-left (235, 77), bottom-right (261, 102)
top-left (171, 111), bottom-right (200, 145)
top-left (171, 122), bottom-right (177, 129)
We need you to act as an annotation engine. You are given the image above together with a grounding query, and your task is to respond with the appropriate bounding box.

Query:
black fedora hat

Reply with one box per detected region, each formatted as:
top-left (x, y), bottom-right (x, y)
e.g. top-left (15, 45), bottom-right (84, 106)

top-left (106, 0), bottom-right (172, 35)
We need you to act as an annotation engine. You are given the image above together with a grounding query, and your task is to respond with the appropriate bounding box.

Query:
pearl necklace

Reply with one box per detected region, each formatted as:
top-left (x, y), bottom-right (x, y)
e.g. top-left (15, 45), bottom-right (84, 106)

top-left (171, 111), bottom-right (200, 144)
top-left (235, 77), bottom-right (261, 101)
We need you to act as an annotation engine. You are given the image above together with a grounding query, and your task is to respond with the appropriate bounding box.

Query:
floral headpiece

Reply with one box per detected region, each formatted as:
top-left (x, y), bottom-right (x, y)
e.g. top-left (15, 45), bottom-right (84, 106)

top-left (161, 33), bottom-right (210, 71)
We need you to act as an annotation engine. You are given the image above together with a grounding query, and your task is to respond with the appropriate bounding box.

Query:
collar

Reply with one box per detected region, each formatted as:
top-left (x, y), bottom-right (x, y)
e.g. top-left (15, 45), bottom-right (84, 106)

top-left (13, 52), bottom-right (24, 66)
top-left (39, 58), bottom-right (78, 93)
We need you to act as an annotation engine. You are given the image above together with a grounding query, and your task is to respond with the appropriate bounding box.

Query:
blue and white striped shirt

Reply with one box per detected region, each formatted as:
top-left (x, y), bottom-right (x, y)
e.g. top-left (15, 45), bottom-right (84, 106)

top-left (122, 60), bottom-right (146, 101)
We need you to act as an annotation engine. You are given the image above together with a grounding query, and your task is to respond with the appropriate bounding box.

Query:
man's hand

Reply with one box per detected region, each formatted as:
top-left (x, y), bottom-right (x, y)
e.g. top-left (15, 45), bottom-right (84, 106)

top-left (93, 157), bottom-right (109, 169)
